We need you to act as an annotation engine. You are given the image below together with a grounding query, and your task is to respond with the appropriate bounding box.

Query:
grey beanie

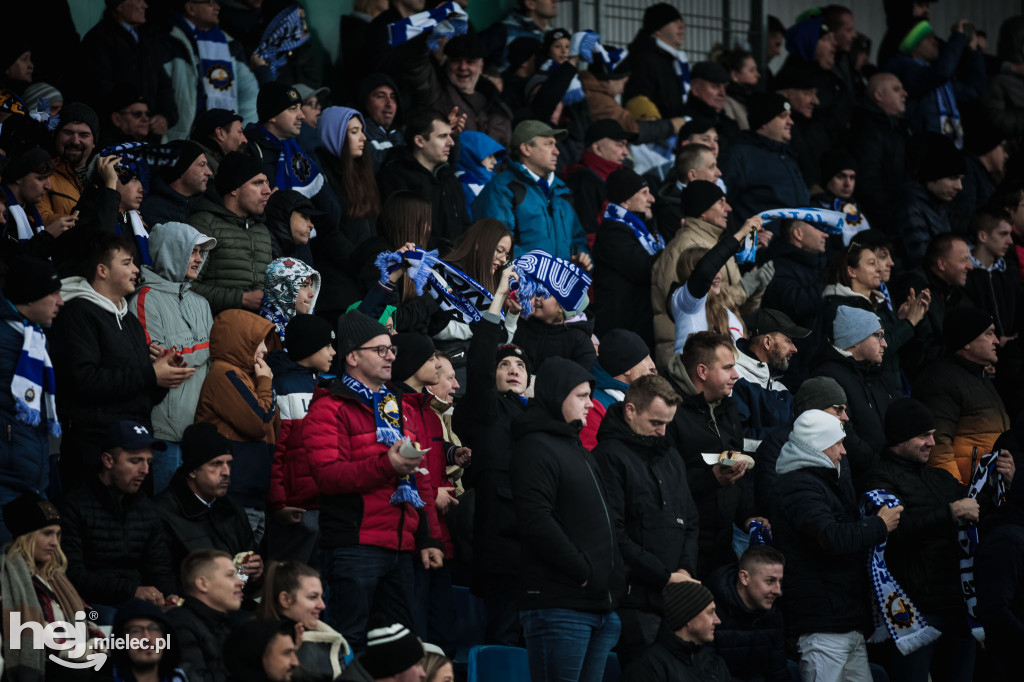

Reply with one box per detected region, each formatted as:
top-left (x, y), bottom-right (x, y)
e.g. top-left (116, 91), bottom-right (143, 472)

top-left (833, 306), bottom-right (881, 350)
top-left (795, 377), bottom-right (847, 414)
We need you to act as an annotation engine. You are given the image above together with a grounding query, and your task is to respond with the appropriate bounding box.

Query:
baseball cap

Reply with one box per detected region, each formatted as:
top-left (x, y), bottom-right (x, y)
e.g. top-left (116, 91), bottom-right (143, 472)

top-left (511, 120), bottom-right (568, 149)
top-left (751, 308), bottom-right (811, 339)
top-left (103, 420), bottom-right (167, 453)
top-left (584, 119), bottom-right (638, 147)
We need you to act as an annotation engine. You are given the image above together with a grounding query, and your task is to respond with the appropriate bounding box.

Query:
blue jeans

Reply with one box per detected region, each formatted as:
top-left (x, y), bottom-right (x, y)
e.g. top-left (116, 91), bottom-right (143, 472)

top-left (320, 546), bottom-right (414, 652)
top-left (520, 608), bottom-right (621, 682)
top-left (152, 442), bottom-right (181, 495)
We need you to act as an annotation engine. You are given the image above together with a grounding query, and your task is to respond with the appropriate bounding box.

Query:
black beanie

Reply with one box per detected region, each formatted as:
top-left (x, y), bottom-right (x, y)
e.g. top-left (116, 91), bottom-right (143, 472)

top-left (662, 581), bottom-right (715, 631)
top-left (2, 255), bottom-right (60, 304)
top-left (820, 148), bottom-right (857, 183)
top-left (605, 167), bottom-right (648, 205)
top-left (642, 3), bottom-right (683, 35)
top-left (57, 102), bottom-right (100, 141)
top-left (286, 314), bottom-right (336, 361)
top-left (361, 623), bottom-right (423, 679)
top-left (2, 493), bottom-right (60, 539)
top-left (885, 398), bottom-right (936, 446)
top-left (680, 180), bottom-right (725, 219)
top-left (496, 344), bottom-right (533, 387)
top-left (748, 92), bottom-right (791, 133)
top-left (2, 147), bottom-right (51, 185)
top-left (507, 37), bottom-right (542, 70)
top-left (598, 329), bottom-right (650, 376)
top-left (337, 310), bottom-right (390, 356)
top-left (391, 333), bottom-right (436, 383)
top-left (257, 82), bottom-right (302, 122)
top-left (215, 151), bottom-right (264, 196)
top-left (180, 422), bottom-right (232, 472)
top-left (162, 140), bottom-right (205, 183)
top-left (919, 133), bottom-right (966, 182)
top-left (943, 307), bottom-right (993, 352)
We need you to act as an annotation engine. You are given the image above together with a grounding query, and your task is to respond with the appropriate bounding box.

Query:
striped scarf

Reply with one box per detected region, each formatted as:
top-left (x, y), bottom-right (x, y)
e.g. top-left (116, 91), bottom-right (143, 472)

top-left (375, 248), bottom-right (495, 326)
top-left (601, 203), bottom-right (664, 255)
top-left (194, 25), bottom-right (238, 112)
top-left (959, 450), bottom-right (1006, 641)
top-left (756, 207), bottom-right (848, 235)
top-left (387, 1), bottom-right (468, 50)
top-left (0, 185), bottom-right (43, 242)
top-left (99, 142), bottom-right (180, 194)
top-left (256, 5), bottom-right (310, 79)
top-left (860, 489), bottom-right (941, 654)
top-left (512, 250), bottom-right (592, 319)
top-left (537, 59), bottom-right (586, 106)
top-left (6, 311), bottom-right (60, 437)
top-left (248, 125), bottom-right (325, 198)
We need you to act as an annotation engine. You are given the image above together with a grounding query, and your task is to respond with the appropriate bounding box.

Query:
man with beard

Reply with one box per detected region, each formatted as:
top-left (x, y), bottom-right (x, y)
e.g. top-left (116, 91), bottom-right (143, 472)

top-left (38, 102), bottom-right (99, 223)
top-left (731, 309), bottom-right (809, 452)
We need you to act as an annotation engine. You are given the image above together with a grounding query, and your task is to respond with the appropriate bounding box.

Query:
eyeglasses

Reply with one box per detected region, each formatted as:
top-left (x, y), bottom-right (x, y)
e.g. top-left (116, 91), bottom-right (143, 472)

top-left (126, 624), bottom-right (165, 637)
top-left (356, 345), bottom-right (398, 358)
top-left (871, 331), bottom-right (885, 341)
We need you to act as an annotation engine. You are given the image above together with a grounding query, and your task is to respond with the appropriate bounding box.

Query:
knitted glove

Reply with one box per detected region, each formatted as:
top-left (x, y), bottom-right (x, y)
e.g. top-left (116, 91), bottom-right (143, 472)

top-left (570, 30), bottom-right (601, 63)
top-left (740, 260), bottom-right (775, 296)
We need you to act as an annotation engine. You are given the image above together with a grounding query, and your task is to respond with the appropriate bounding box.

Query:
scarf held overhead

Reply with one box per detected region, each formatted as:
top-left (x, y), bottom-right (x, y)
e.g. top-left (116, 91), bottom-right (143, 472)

top-left (339, 373), bottom-right (424, 508)
top-left (375, 248), bottom-right (495, 326)
top-left (387, 1), bottom-right (468, 50)
top-left (512, 250), bottom-right (592, 319)
top-left (959, 450), bottom-right (1006, 642)
top-left (255, 5), bottom-right (310, 79)
top-left (860, 489), bottom-right (941, 655)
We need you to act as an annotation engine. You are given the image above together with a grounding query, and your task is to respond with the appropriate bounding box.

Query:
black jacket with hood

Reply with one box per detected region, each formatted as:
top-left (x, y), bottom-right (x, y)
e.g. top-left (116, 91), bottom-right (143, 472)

top-left (663, 354), bottom-right (750, 577)
top-left (357, 73), bottom-right (406, 172)
top-left (813, 344), bottom-right (896, 454)
top-left (592, 402), bottom-right (699, 613)
top-left (100, 598), bottom-right (186, 682)
top-left (510, 357), bottom-right (623, 612)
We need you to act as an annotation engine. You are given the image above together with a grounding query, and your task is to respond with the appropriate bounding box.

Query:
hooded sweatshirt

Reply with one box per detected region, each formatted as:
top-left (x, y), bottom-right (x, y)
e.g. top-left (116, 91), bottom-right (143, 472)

top-left (455, 130), bottom-right (506, 219)
top-left (130, 222), bottom-right (217, 442)
top-left (357, 73), bottom-right (405, 171)
top-left (195, 309), bottom-right (281, 508)
top-left (258, 257), bottom-right (321, 343)
top-left (50, 276), bottom-right (166, 435)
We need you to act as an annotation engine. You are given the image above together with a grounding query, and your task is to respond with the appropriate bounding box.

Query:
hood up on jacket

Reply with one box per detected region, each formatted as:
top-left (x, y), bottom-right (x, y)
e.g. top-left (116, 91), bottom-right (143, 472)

top-left (263, 189), bottom-right (320, 257)
top-left (319, 106), bottom-right (364, 159)
top-left (210, 308), bottom-right (276, 371)
top-left (998, 16), bottom-right (1024, 64)
top-left (456, 130), bottom-right (507, 185)
top-left (513, 357), bottom-right (594, 438)
top-left (224, 618), bottom-right (296, 682)
top-left (665, 353), bottom-right (698, 398)
top-left (259, 257), bottom-right (321, 342)
top-left (146, 221), bottom-right (217, 294)
top-left (776, 431), bottom-right (840, 476)
top-left (357, 73), bottom-right (402, 127)
top-left (60, 275), bottom-right (131, 328)
top-left (785, 16), bottom-right (826, 64)
top-left (111, 598), bottom-right (182, 675)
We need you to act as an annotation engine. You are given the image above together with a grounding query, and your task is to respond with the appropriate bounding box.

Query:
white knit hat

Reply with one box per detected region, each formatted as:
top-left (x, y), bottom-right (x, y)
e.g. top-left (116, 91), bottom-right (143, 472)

top-left (792, 409), bottom-right (846, 452)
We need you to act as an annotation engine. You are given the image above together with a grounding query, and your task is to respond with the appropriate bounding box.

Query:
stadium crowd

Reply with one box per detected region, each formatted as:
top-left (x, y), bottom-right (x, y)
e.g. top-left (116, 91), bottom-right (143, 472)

top-left (2, 0), bottom-right (1024, 681)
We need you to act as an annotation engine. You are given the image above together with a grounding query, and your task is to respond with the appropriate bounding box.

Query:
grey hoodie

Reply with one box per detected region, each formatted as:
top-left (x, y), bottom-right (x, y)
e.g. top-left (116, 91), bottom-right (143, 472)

top-left (128, 222), bottom-right (217, 441)
top-left (776, 434), bottom-right (841, 477)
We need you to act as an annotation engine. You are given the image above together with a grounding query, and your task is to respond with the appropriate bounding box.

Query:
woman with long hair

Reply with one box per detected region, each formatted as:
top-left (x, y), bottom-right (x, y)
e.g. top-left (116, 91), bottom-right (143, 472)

top-left (0, 493), bottom-right (104, 680)
top-left (669, 220), bottom-right (757, 354)
top-left (258, 561), bottom-right (351, 682)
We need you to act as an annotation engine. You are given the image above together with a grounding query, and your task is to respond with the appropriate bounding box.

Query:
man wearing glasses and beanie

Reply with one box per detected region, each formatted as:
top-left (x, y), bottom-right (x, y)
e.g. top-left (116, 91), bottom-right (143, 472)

top-left (306, 310), bottom-right (439, 651)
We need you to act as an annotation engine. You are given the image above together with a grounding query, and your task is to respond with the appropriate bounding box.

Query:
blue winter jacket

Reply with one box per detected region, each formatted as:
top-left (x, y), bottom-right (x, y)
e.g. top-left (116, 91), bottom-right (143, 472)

top-left (456, 131), bottom-right (506, 220)
top-left (0, 299), bottom-right (51, 502)
top-left (721, 131), bottom-right (810, 223)
top-left (473, 162), bottom-right (588, 259)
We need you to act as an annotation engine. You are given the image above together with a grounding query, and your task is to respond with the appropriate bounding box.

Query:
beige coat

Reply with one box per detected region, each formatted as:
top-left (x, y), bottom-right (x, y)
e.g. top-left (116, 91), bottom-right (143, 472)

top-left (651, 217), bottom-right (748, 368)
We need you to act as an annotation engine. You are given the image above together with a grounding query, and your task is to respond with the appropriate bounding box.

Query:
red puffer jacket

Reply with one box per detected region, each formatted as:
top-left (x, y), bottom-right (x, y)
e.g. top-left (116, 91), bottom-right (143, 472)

top-left (306, 380), bottom-right (440, 551)
top-left (401, 389), bottom-right (453, 556)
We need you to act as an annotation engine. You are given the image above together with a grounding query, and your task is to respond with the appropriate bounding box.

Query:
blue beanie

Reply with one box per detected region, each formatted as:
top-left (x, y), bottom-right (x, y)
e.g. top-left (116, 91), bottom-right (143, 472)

top-left (833, 306), bottom-right (881, 349)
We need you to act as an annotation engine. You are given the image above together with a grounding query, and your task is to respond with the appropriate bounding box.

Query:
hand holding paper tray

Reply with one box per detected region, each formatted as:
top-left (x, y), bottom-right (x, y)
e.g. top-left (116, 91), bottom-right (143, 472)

top-left (399, 439), bottom-right (429, 459)
top-left (701, 451), bottom-right (755, 468)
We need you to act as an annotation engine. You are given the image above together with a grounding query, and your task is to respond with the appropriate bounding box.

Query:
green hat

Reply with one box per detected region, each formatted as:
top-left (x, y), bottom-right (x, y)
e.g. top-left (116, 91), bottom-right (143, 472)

top-left (511, 120), bottom-right (568, 150)
top-left (899, 21), bottom-right (935, 55)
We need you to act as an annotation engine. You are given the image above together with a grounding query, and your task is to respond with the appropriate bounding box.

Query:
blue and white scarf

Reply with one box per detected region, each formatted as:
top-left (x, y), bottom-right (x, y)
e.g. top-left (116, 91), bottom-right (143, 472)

top-left (860, 489), bottom-right (941, 655)
top-left (592, 42), bottom-right (628, 75)
top-left (119, 210), bottom-right (152, 267)
top-left (194, 25), bottom-right (238, 112)
top-left (537, 59), bottom-right (585, 106)
top-left (387, 1), bottom-right (468, 50)
top-left (748, 519), bottom-right (773, 546)
top-left (340, 373), bottom-right (424, 508)
top-left (932, 71), bottom-right (964, 149)
top-left (656, 38), bottom-right (690, 103)
top-left (6, 311), bottom-right (60, 437)
top-left (256, 5), bottom-right (309, 79)
top-left (375, 248), bottom-right (495, 326)
top-left (601, 203), bottom-right (664, 255)
top-left (959, 450), bottom-right (1006, 641)
top-left (512, 250), bottom-right (592, 319)
top-left (756, 207), bottom-right (848, 235)
top-left (822, 196), bottom-right (871, 245)
top-left (99, 142), bottom-right (180, 194)
top-left (0, 185), bottom-right (43, 242)
top-left (249, 125), bottom-right (324, 198)
top-left (735, 228), bottom-right (758, 265)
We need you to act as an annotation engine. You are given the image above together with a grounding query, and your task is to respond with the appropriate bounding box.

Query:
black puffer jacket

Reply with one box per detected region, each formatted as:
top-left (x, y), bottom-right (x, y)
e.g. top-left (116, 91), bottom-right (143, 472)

top-left (510, 357), bottom-right (622, 612)
top-left (663, 355), bottom-right (750, 577)
top-left (623, 36), bottom-right (687, 119)
top-left (164, 598), bottom-right (241, 682)
top-left (58, 477), bottom-right (177, 605)
top-left (376, 151), bottom-right (469, 252)
top-left (774, 439), bottom-right (887, 637)
top-left (622, 624), bottom-right (732, 682)
top-left (592, 217), bottom-right (661, 351)
top-left (454, 315), bottom-right (528, 591)
top-left (707, 564), bottom-right (789, 682)
top-left (592, 403), bottom-right (699, 613)
top-left (155, 471), bottom-right (257, 580)
top-left (858, 451), bottom-right (969, 613)
top-left (813, 345), bottom-right (896, 454)
top-left (513, 315), bottom-right (597, 372)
